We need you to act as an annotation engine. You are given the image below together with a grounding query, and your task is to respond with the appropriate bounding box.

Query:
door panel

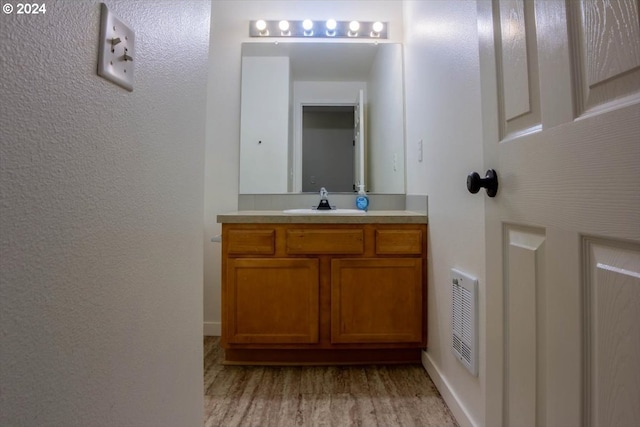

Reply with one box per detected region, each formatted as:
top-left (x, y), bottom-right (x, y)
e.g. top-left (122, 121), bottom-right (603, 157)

top-left (504, 226), bottom-right (546, 427)
top-left (497, 0), bottom-right (541, 137)
top-left (569, 0), bottom-right (640, 113)
top-left (331, 258), bottom-right (423, 344)
top-left (478, 0), bottom-right (640, 425)
top-left (225, 258), bottom-right (319, 344)
top-left (584, 238), bottom-right (640, 427)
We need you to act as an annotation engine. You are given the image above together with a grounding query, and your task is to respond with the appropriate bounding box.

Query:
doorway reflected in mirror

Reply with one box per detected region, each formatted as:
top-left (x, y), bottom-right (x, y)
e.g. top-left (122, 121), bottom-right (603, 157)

top-left (302, 106), bottom-right (355, 193)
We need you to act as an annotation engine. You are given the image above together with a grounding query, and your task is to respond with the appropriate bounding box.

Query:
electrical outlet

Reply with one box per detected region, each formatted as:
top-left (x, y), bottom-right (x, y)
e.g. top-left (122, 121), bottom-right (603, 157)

top-left (97, 3), bottom-right (135, 91)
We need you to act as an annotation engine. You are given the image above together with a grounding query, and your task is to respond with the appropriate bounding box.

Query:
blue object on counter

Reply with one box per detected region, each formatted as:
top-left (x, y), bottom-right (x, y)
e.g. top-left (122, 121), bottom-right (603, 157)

top-left (355, 185), bottom-right (369, 211)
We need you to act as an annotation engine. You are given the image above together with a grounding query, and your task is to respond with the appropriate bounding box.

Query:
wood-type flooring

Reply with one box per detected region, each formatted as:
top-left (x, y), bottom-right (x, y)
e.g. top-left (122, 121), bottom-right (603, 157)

top-left (204, 337), bottom-right (458, 427)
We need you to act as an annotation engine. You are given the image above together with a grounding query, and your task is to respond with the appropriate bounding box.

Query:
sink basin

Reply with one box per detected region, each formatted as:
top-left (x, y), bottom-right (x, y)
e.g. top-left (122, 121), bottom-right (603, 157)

top-left (283, 208), bottom-right (366, 215)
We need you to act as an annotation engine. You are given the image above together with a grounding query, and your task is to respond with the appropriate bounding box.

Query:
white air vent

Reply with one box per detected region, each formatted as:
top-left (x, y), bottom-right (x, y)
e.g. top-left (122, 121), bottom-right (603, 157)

top-left (451, 268), bottom-right (478, 376)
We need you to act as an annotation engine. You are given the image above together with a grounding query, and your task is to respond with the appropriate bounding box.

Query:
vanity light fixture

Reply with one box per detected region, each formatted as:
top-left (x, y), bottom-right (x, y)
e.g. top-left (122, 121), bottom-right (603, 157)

top-left (249, 19), bottom-right (387, 39)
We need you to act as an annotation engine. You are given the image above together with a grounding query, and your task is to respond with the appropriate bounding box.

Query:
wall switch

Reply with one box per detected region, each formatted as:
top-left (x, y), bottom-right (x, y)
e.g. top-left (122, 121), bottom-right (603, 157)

top-left (97, 3), bottom-right (135, 91)
top-left (418, 139), bottom-right (423, 162)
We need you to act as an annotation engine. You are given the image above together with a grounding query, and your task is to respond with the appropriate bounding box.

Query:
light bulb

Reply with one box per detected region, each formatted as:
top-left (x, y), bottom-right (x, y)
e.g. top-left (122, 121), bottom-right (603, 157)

top-left (278, 20), bottom-right (290, 32)
top-left (326, 19), bottom-right (337, 30)
top-left (255, 20), bottom-right (267, 31)
top-left (349, 21), bottom-right (360, 32)
top-left (372, 21), bottom-right (384, 33)
top-left (302, 19), bottom-right (313, 31)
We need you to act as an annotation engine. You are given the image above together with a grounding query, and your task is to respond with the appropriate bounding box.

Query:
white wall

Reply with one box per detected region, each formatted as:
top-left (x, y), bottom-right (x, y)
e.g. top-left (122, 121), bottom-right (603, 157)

top-left (368, 44), bottom-right (405, 193)
top-left (403, 1), bottom-right (486, 426)
top-left (0, 1), bottom-right (210, 425)
top-left (240, 56), bottom-right (290, 193)
top-left (205, 0), bottom-right (404, 335)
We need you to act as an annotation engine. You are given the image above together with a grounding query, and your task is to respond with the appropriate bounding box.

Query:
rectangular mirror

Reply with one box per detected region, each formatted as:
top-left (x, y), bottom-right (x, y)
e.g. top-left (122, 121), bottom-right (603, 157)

top-left (239, 42), bottom-right (405, 194)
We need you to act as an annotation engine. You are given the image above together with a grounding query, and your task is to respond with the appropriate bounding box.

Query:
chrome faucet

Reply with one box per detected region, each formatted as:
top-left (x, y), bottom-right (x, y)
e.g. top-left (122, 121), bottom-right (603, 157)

top-left (316, 187), bottom-right (332, 210)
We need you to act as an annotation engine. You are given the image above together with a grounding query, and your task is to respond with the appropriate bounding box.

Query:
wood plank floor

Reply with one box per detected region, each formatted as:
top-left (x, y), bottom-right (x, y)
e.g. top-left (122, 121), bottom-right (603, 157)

top-left (204, 337), bottom-right (458, 427)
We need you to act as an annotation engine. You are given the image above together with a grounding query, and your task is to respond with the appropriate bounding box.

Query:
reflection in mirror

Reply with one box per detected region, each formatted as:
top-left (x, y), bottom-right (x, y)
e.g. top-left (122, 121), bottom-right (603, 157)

top-left (303, 106), bottom-right (355, 193)
top-left (239, 42), bottom-right (405, 194)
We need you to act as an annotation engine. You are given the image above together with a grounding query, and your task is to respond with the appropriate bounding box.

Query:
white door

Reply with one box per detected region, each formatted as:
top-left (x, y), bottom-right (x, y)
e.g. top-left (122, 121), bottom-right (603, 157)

top-left (354, 89), bottom-right (365, 190)
top-left (477, 1), bottom-right (640, 426)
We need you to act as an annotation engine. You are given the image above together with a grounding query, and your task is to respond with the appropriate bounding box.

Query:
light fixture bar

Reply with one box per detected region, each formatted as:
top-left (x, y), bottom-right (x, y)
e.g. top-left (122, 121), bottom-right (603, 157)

top-left (249, 20), bottom-right (388, 39)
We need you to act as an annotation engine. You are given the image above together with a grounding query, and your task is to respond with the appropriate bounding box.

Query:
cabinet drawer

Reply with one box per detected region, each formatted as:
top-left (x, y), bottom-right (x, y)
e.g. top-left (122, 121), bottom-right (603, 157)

top-left (375, 230), bottom-right (423, 255)
top-left (286, 229), bottom-right (364, 254)
top-left (227, 229), bottom-right (275, 255)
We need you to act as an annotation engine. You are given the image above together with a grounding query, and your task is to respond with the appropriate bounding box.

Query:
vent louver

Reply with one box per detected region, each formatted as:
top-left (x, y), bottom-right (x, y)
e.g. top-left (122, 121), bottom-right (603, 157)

top-left (451, 269), bottom-right (478, 376)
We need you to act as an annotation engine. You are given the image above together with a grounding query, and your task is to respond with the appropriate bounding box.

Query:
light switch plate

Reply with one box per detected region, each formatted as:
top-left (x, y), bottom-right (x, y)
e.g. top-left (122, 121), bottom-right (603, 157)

top-left (97, 3), bottom-right (135, 91)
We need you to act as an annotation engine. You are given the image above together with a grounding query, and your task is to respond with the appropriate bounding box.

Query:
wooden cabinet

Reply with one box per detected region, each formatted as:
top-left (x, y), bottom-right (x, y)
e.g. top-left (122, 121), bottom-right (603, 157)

top-left (220, 223), bottom-right (427, 364)
top-left (331, 258), bottom-right (423, 344)
top-left (226, 258), bottom-right (319, 344)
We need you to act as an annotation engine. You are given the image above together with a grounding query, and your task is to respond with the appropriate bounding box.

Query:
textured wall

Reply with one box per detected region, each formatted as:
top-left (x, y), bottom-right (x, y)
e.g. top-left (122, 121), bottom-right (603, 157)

top-left (204, 0), bottom-right (405, 336)
top-left (0, 1), bottom-right (210, 425)
top-left (403, 1), bottom-right (486, 425)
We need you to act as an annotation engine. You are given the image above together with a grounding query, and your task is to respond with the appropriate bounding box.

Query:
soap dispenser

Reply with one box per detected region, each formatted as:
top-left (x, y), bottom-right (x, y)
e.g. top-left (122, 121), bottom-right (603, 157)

top-left (355, 185), bottom-right (369, 211)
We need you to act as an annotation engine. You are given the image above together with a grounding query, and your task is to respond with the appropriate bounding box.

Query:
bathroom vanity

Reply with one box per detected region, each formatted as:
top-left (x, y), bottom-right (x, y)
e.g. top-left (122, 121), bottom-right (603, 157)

top-left (217, 210), bottom-right (428, 365)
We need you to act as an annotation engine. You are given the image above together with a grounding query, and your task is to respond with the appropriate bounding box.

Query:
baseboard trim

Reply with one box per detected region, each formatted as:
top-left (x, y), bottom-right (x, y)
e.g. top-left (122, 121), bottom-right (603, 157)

top-left (204, 321), bottom-right (221, 336)
top-left (421, 350), bottom-right (477, 427)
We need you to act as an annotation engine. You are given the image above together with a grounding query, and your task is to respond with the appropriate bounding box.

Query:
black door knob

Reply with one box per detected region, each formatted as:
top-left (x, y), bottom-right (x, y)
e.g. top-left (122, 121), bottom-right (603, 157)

top-left (467, 169), bottom-right (498, 197)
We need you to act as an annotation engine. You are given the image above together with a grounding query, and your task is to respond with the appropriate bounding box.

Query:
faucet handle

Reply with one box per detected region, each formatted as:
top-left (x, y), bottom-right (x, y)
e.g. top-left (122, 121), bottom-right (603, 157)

top-left (317, 187), bottom-right (332, 210)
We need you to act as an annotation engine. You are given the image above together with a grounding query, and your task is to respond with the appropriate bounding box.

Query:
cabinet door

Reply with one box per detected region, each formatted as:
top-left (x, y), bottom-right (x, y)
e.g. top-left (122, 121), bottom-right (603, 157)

top-left (331, 258), bottom-right (424, 344)
top-left (225, 258), bottom-right (319, 344)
